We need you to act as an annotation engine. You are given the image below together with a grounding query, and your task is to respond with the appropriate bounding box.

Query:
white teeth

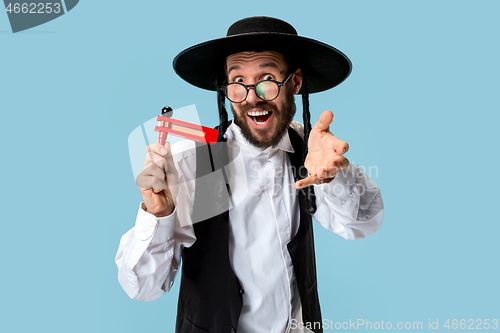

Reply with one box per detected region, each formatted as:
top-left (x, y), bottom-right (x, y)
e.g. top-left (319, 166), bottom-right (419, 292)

top-left (248, 110), bottom-right (272, 125)
top-left (247, 110), bottom-right (270, 116)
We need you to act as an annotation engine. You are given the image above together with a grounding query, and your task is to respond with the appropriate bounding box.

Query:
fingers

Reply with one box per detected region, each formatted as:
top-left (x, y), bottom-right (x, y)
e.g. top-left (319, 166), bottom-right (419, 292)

top-left (306, 155), bottom-right (349, 178)
top-left (311, 111), bottom-right (349, 155)
top-left (137, 168), bottom-right (167, 192)
top-left (138, 142), bottom-right (178, 193)
top-left (144, 152), bottom-right (166, 173)
top-left (146, 142), bottom-right (170, 156)
top-left (325, 155), bottom-right (349, 172)
top-left (335, 139), bottom-right (349, 155)
top-left (144, 142), bottom-right (177, 175)
top-left (313, 110), bottom-right (334, 133)
top-left (295, 171), bottom-right (338, 189)
top-left (295, 174), bottom-right (321, 189)
top-left (297, 155), bottom-right (349, 188)
top-left (141, 163), bottom-right (166, 182)
top-left (324, 133), bottom-right (349, 155)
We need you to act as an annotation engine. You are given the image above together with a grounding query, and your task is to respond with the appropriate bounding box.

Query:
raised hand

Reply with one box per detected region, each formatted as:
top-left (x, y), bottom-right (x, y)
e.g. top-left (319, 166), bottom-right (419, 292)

top-left (295, 110), bottom-right (350, 189)
top-left (136, 142), bottom-right (178, 217)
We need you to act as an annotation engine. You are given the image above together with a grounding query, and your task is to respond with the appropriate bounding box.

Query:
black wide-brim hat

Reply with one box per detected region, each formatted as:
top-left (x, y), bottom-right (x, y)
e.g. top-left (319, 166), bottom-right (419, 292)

top-left (173, 16), bottom-right (352, 94)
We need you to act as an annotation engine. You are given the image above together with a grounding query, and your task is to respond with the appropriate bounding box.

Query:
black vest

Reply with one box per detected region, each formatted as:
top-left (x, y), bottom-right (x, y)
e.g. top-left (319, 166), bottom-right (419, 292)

top-left (175, 126), bottom-right (323, 333)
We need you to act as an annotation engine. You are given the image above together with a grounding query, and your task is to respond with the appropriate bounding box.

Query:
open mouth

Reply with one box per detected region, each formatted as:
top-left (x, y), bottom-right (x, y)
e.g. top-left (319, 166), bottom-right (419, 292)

top-left (247, 110), bottom-right (273, 125)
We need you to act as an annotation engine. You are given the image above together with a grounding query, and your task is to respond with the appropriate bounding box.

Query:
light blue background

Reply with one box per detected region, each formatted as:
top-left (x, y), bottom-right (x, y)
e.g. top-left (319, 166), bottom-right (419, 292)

top-left (1, 1), bottom-right (498, 332)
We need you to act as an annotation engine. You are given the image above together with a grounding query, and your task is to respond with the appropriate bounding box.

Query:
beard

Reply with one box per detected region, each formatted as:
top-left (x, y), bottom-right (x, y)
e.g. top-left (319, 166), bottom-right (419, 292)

top-left (231, 86), bottom-right (296, 149)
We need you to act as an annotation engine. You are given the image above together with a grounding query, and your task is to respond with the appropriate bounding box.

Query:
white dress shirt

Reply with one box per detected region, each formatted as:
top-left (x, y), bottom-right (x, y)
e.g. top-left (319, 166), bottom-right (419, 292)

top-left (115, 121), bottom-right (384, 333)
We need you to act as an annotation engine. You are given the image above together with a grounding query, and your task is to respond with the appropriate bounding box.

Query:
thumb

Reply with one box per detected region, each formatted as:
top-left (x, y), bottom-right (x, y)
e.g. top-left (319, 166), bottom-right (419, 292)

top-left (313, 110), bottom-right (334, 133)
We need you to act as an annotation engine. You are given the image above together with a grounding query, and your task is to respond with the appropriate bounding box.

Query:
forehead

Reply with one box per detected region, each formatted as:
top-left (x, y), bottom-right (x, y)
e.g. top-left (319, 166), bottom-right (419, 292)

top-left (226, 51), bottom-right (287, 74)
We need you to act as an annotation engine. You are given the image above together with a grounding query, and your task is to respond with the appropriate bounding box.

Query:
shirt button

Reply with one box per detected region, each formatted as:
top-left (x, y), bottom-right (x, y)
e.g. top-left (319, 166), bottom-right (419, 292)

top-left (239, 288), bottom-right (244, 295)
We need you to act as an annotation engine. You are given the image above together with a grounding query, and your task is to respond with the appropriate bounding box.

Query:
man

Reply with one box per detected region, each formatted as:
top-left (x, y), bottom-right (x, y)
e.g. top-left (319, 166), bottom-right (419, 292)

top-left (116, 16), bottom-right (384, 333)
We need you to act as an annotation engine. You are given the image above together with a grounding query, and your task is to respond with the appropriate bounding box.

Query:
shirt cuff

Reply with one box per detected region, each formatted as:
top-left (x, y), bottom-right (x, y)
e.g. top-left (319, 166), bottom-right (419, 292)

top-left (135, 203), bottom-right (177, 244)
top-left (314, 162), bottom-right (357, 203)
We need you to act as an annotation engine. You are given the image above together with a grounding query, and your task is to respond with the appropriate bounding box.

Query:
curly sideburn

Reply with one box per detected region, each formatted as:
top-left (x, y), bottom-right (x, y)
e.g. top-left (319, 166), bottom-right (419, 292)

top-left (300, 74), bottom-right (317, 215)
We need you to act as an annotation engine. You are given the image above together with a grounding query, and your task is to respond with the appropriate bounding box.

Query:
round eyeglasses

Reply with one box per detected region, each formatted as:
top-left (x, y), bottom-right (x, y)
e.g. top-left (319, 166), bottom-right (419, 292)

top-left (220, 72), bottom-right (293, 103)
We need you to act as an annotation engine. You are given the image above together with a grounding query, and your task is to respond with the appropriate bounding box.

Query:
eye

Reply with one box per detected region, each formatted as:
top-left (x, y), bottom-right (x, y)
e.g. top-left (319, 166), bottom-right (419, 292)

top-left (262, 74), bottom-right (274, 81)
top-left (232, 77), bottom-right (244, 83)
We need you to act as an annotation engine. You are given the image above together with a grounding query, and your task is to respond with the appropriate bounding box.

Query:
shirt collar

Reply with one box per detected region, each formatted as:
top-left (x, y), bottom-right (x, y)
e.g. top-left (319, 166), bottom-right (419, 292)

top-left (225, 122), bottom-right (295, 157)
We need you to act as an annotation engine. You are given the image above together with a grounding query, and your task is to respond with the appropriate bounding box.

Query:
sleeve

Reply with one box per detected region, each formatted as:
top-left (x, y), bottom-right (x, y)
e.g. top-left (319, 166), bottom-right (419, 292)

top-left (115, 140), bottom-right (197, 302)
top-left (312, 162), bottom-right (384, 240)
top-left (115, 204), bottom-right (196, 301)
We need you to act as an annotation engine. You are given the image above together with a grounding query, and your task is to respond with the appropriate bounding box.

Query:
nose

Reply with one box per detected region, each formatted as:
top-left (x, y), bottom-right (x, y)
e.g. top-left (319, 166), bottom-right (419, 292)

top-left (245, 85), bottom-right (260, 104)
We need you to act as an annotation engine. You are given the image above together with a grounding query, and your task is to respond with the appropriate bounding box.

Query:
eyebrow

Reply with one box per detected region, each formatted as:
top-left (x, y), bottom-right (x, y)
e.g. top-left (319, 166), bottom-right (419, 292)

top-left (227, 65), bottom-right (241, 75)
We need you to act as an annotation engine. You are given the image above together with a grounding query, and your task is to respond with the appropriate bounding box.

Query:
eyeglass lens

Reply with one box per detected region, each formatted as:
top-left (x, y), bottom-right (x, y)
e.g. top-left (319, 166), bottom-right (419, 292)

top-left (226, 81), bottom-right (280, 103)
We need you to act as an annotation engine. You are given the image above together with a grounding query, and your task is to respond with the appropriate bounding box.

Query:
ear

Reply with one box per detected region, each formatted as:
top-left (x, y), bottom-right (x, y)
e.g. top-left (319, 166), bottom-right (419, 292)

top-left (292, 68), bottom-right (303, 94)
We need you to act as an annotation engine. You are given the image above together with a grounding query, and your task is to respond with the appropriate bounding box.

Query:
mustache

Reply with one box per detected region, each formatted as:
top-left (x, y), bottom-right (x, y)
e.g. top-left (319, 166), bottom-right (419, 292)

top-left (240, 101), bottom-right (278, 114)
